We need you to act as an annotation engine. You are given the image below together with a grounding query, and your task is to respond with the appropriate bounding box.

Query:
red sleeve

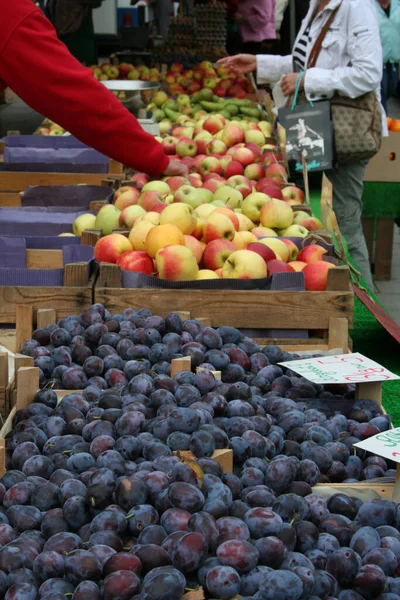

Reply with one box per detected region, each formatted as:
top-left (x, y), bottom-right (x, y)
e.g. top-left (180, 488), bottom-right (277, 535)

top-left (0, 4), bottom-right (169, 176)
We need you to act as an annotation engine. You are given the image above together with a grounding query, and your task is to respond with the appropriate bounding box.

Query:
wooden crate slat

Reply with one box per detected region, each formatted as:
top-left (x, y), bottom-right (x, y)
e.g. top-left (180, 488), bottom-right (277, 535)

top-left (0, 172), bottom-right (112, 190)
top-left (0, 286), bottom-right (93, 324)
top-left (26, 249), bottom-right (64, 270)
top-left (95, 287), bottom-right (353, 329)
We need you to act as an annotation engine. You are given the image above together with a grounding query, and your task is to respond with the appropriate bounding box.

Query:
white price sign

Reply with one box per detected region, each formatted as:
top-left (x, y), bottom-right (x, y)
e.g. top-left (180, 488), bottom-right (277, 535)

top-left (353, 428), bottom-right (400, 464)
top-left (278, 352), bottom-right (400, 385)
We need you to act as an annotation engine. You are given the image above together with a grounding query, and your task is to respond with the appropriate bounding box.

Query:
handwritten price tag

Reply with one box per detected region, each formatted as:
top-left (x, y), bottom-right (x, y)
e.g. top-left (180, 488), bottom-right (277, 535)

top-left (278, 353), bottom-right (400, 385)
top-left (354, 428), bottom-right (400, 464)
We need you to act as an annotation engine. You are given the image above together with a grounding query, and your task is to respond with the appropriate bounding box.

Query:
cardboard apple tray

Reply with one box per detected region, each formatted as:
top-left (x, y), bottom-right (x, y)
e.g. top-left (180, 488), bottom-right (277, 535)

top-left (0, 134), bottom-right (123, 206)
top-left (0, 182), bottom-right (114, 210)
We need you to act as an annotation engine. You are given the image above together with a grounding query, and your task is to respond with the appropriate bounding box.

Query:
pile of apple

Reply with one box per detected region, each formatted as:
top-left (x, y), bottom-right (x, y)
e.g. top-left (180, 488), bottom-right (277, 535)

top-left (161, 61), bottom-right (253, 98)
top-left (89, 61), bottom-right (251, 100)
top-left (37, 120), bottom-right (65, 136)
top-left (80, 166), bottom-right (331, 290)
top-left (90, 63), bottom-right (162, 83)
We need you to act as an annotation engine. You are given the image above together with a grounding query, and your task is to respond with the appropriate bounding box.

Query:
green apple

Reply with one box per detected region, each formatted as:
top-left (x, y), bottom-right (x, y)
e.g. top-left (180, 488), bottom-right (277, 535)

top-left (73, 213), bottom-right (96, 236)
top-left (197, 188), bottom-right (213, 203)
top-left (177, 94), bottom-right (191, 107)
top-left (213, 186), bottom-right (243, 209)
top-left (142, 181), bottom-right (171, 194)
top-left (278, 224), bottom-right (309, 238)
top-left (95, 205), bottom-right (121, 235)
top-left (174, 185), bottom-right (204, 209)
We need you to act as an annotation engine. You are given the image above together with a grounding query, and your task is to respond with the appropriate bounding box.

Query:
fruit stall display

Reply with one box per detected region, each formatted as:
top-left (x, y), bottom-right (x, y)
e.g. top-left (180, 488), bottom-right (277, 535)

top-left (0, 304), bottom-right (397, 600)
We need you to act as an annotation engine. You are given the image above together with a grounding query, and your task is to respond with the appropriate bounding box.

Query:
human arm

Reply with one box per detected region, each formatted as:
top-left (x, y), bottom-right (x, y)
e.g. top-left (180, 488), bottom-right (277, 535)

top-left (217, 53), bottom-right (293, 82)
top-left (304, 0), bottom-right (383, 100)
top-left (0, 1), bottom-right (175, 177)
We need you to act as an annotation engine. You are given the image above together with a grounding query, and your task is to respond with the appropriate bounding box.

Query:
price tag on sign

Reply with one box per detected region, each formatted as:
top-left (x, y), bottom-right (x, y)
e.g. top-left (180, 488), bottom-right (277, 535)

top-left (354, 428), bottom-right (400, 464)
top-left (278, 352), bottom-right (400, 385)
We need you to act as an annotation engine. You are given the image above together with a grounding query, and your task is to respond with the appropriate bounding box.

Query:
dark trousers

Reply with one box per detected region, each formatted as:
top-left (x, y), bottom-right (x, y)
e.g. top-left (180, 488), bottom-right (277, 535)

top-left (381, 62), bottom-right (399, 113)
top-left (241, 41), bottom-right (264, 54)
top-left (241, 40), bottom-right (279, 55)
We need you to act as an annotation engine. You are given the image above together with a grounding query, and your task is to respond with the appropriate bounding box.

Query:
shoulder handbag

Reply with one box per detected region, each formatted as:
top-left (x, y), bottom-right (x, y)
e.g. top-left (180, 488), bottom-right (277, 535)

top-left (299, 3), bottom-right (383, 164)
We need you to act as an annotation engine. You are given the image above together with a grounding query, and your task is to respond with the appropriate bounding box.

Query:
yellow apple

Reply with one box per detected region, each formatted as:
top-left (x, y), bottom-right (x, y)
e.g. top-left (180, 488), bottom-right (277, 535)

top-left (252, 226), bottom-right (278, 238)
top-left (222, 249), bottom-right (268, 279)
top-left (129, 221), bottom-right (155, 251)
top-left (156, 245), bottom-right (199, 281)
top-left (258, 238), bottom-right (290, 262)
top-left (141, 211), bottom-right (161, 225)
top-left (160, 203), bottom-right (196, 235)
top-left (72, 213), bottom-right (97, 236)
top-left (237, 213), bottom-right (255, 231)
top-left (196, 269), bottom-right (220, 280)
top-left (242, 192), bottom-right (271, 223)
top-left (233, 231), bottom-right (258, 249)
top-left (260, 199), bottom-right (294, 230)
top-left (145, 224), bottom-right (185, 258)
top-left (195, 204), bottom-right (217, 220)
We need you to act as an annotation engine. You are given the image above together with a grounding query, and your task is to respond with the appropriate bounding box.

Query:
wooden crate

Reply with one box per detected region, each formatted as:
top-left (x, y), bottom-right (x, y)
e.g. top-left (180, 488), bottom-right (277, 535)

top-left (0, 312), bottom-right (394, 499)
top-left (93, 263), bottom-right (354, 348)
top-left (0, 362), bottom-right (393, 499)
top-left (0, 248), bottom-right (94, 325)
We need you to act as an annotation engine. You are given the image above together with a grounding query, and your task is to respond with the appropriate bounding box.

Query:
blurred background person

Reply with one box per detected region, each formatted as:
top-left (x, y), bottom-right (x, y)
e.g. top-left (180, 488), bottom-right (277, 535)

top-left (235, 0), bottom-right (276, 55)
top-left (47, 0), bottom-right (103, 65)
top-left (275, 0), bottom-right (288, 40)
top-left (376, 0), bottom-right (400, 112)
top-left (225, 0), bottom-right (241, 55)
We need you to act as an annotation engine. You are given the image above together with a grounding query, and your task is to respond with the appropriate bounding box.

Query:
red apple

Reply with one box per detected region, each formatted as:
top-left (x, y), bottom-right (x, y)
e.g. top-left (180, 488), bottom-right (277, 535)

top-left (245, 144), bottom-right (263, 162)
top-left (114, 186), bottom-right (140, 211)
top-left (130, 173), bottom-right (149, 190)
top-left (199, 157), bottom-right (223, 177)
top-left (298, 244), bottom-right (328, 264)
top-left (224, 160), bottom-right (244, 178)
top-left (267, 259), bottom-right (296, 274)
top-left (282, 186), bottom-right (305, 204)
top-left (166, 176), bottom-right (190, 193)
top-left (303, 261), bottom-right (334, 291)
top-left (203, 239), bottom-right (236, 270)
top-left (246, 242), bottom-right (276, 263)
top-left (265, 163), bottom-right (288, 182)
top-left (233, 147), bottom-right (255, 167)
top-left (244, 163), bottom-right (265, 181)
top-left (225, 175), bottom-right (253, 199)
top-left (94, 233), bottom-right (133, 264)
top-left (117, 250), bottom-right (154, 274)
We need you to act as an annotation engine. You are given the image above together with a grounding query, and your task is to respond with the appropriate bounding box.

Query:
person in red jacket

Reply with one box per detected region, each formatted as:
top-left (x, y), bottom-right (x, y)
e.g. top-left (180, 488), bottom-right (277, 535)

top-left (0, 0), bottom-right (187, 178)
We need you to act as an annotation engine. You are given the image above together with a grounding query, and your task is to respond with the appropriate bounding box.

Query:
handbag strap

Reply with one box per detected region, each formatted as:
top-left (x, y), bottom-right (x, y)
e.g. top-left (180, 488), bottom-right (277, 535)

top-left (307, 2), bottom-right (343, 69)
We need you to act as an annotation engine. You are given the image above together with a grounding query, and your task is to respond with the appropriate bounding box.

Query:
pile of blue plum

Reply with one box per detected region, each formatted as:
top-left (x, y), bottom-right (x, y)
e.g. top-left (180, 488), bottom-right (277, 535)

top-left (0, 305), bottom-right (396, 599)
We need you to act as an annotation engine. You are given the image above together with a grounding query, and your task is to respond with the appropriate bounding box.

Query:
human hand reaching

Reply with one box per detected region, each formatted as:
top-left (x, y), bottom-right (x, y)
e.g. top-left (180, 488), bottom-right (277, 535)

top-left (217, 54), bottom-right (257, 75)
top-left (162, 159), bottom-right (189, 178)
